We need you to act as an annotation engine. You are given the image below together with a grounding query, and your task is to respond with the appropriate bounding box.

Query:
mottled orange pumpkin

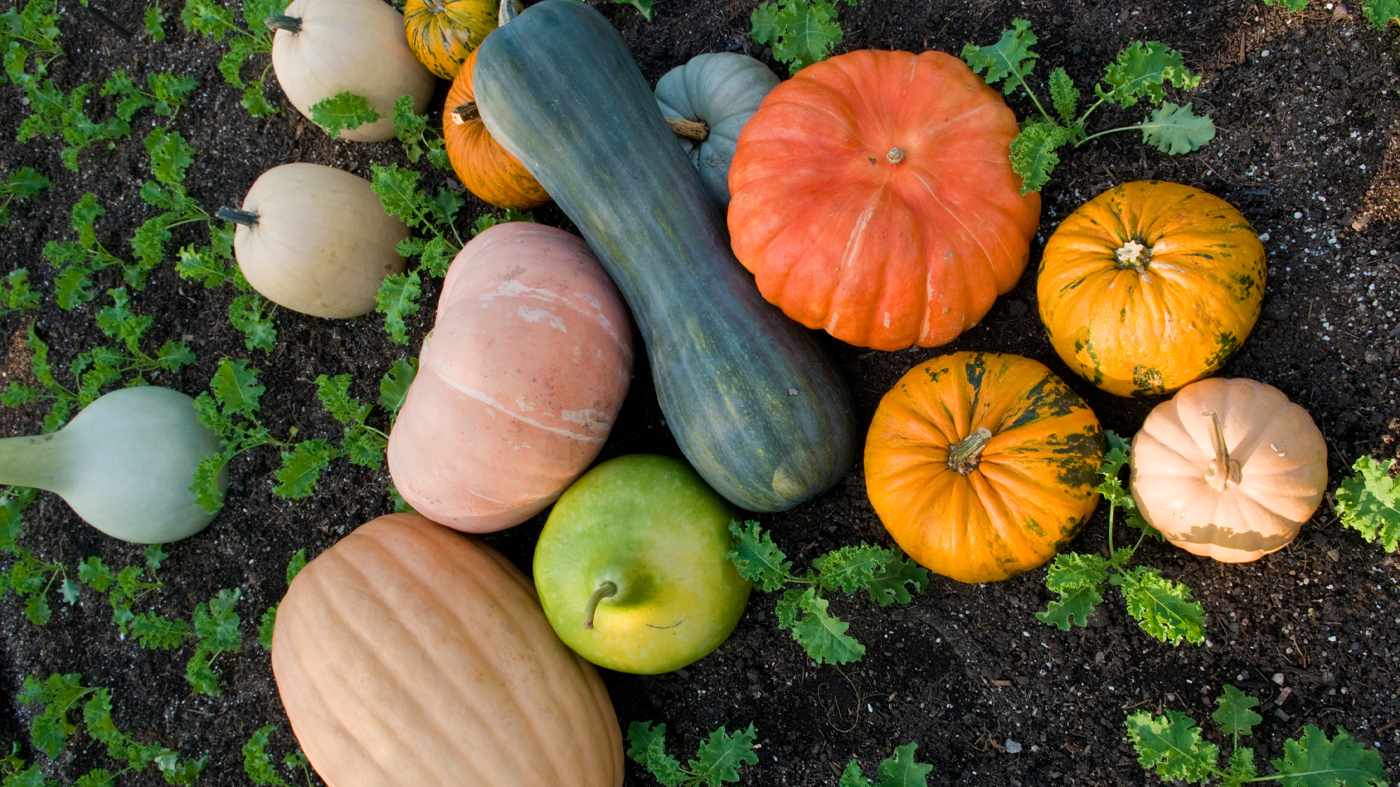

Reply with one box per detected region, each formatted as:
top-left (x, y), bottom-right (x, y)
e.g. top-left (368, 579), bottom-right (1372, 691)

top-left (1037, 180), bottom-right (1267, 398)
top-left (443, 46), bottom-right (550, 210)
top-left (403, 0), bottom-right (501, 80)
top-left (864, 352), bottom-right (1104, 583)
top-left (727, 49), bottom-right (1040, 351)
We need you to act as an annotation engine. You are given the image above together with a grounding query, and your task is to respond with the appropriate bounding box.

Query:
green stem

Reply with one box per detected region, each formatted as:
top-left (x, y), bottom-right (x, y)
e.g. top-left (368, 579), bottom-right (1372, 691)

top-left (263, 14), bottom-right (301, 33)
top-left (1074, 96), bottom-right (1108, 130)
top-left (215, 207), bottom-right (259, 227)
top-left (1074, 124), bottom-right (1148, 147)
top-left (582, 581), bottom-right (617, 630)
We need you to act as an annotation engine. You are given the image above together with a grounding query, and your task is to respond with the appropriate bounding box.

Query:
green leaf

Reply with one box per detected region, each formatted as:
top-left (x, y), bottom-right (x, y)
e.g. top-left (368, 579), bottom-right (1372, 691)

top-left (838, 760), bottom-right (869, 787)
top-left (865, 551), bottom-right (929, 607)
top-left (341, 429), bottom-right (386, 469)
top-left (273, 439), bottom-right (337, 499)
top-left (1271, 725), bottom-right (1387, 787)
top-left (690, 723), bottom-right (758, 787)
top-left (229, 292), bottom-right (277, 352)
top-left (181, 0), bottom-right (237, 39)
top-left (309, 91), bottom-right (381, 139)
top-left (427, 189), bottom-right (464, 232)
top-left (2, 268), bottom-right (41, 312)
top-left (1009, 120), bottom-right (1071, 195)
top-left (470, 206), bottom-right (536, 236)
top-left (1335, 455), bottom-right (1400, 552)
top-left (240, 83), bottom-right (277, 117)
top-left (813, 544), bottom-right (884, 594)
top-left (24, 593), bottom-right (52, 625)
top-left (1099, 41), bottom-right (1200, 108)
top-left (144, 128), bottom-right (195, 186)
top-left (1119, 567), bottom-right (1205, 646)
top-left (6, 166), bottom-right (51, 197)
top-left (1140, 102), bottom-right (1215, 156)
top-left (315, 374), bottom-right (371, 426)
top-left (781, 587), bottom-right (864, 664)
top-left (144, 5), bottom-right (167, 39)
top-left (210, 358), bottom-right (264, 417)
top-left (875, 742), bottom-right (933, 787)
top-left (727, 519), bottom-right (792, 592)
top-left (1044, 551), bottom-right (1110, 593)
top-left (765, 0), bottom-right (846, 75)
top-left (1222, 746), bottom-right (1258, 787)
top-left (1038, 584), bottom-right (1103, 631)
top-left (1126, 709), bottom-right (1218, 784)
top-left (625, 721), bottom-right (687, 787)
top-left (615, 0), bottom-right (652, 19)
top-left (78, 557), bottom-right (116, 591)
top-left (750, 3), bottom-right (780, 47)
top-left (191, 452), bottom-right (230, 513)
top-left (1212, 685), bottom-right (1262, 740)
top-left (144, 543), bottom-right (168, 572)
top-left (375, 270), bottom-right (422, 345)
top-left (257, 606), bottom-right (277, 652)
top-left (371, 163), bottom-right (427, 227)
top-left (243, 725), bottom-right (293, 787)
top-left (185, 649), bottom-right (220, 696)
top-left (286, 549), bottom-right (306, 584)
top-left (379, 357), bottom-right (417, 417)
top-left (130, 611), bottom-right (193, 649)
top-left (1048, 67), bottom-right (1079, 127)
top-left (1363, 0), bottom-right (1400, 31)
top-left (961, 18), bottom-right (1038, 94)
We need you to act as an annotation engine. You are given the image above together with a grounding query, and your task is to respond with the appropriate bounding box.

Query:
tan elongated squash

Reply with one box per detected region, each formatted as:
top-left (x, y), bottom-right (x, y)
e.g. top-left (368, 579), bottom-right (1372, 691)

top-left (222, 163), bottom-right (408, 319)
top-left (272, 513), bottom-right (625, 787)
top-left (387, 223), bottom-right (633, 532)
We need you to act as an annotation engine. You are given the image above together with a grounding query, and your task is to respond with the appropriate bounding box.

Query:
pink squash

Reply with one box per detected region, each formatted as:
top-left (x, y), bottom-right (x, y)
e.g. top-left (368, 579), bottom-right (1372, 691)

top-left (387, 223), bottom-right (634, 531)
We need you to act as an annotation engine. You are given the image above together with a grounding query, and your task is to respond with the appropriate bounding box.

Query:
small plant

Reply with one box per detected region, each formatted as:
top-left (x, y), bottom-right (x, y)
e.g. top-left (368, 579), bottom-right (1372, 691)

top-left (370, 163), bottom-right (465, 344)
top-left (180, 0), bottom-right (288, 116)
top-left (243, 725), bottom-right (313, 786)
top-left (0, 166), bottom-right (50, 228)
top-left (0, 269), bottom-right (41, 317)
top-left (1263, 0), bottom-right (1399, 32)
top-left (838, 743), bottom-right (933, 787)
top-left (257, 549), bottom-right (307, 650)
top-left (471, 206), bottom-right (536, 236)
top-left (1335, 455), bottom-right (1399, 553)
top-left (728, 520), bottom-right (928, 664)
top-left (560, 0), bottom-right (654, 20)
top-left (1127, 684), bottom-right (1387, 786)
top-left (99, 69), bottom-right (199, 124)
top-left (309, 92), bottom-right (450, 169)
top-left (626, 721), bottom-right (759, 787)
top-left (126, 586), bottom-right (244, 695)
top-left (749, 0), bottom-right (854, 75)
top-left (963, 20), bottom-right (1215, 194)
top-left (1036, 431), bottom-right (1207, 646)
top-left (77, 545), bottom-right (169, 633)
top-left (41, 192), bottom-right (129, 309)
top-left (0, 487), bottom-right (76, 625)
top-left (16, 80), bottom-right (133, 171)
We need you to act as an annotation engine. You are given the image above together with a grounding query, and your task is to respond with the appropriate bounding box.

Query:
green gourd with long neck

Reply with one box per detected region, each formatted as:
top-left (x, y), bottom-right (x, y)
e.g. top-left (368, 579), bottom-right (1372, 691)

top-left (0, 386), bottom-right (226, 544)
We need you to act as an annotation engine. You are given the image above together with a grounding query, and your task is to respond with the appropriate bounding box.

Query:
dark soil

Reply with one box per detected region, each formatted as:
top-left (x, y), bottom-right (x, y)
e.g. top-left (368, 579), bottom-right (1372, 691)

top-left (2, 0), bottom-right (1399, 785)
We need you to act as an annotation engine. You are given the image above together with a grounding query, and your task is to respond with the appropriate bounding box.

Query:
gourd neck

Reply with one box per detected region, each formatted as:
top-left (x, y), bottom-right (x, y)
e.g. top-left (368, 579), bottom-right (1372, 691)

top-left (1202, 410), bottom-right (1241, 492)
top-left (582, 580), bottom-right (617, 630)
top-left (0, 432), bottom-right (71, 493)
top-left (666, 116), bottom-right (708, 141)
top-left (450, 102), bottom-right (480, 124)
top-left (1115, 237), bottom-right (1153, 272)
top-left (886, 147), bottom-right (905, 164)
top-left (216, 207), bottom-right (260, 227)
top-left (264, 14), bottom-right (301, 33)
top-left (947, 427), bottom-right (993, 476)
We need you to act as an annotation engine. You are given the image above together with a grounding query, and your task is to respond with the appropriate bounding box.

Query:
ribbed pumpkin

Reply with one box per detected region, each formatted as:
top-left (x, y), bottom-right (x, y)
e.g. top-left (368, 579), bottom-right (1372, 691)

top-left (443, 46), bottom-right (551, 209)
top-left (728, 49), bottom-right (1041, 351)
top-left (272, 513), bottom-right (625, 787)
top-left (1037, 181), bottom-right (1268, 398)
top-left (1130, 377), bottom-right (1327, 562)
top-left (403, 0), bottom-right (504, 79)
top-left (864, 352), bottom-right (1105, 583)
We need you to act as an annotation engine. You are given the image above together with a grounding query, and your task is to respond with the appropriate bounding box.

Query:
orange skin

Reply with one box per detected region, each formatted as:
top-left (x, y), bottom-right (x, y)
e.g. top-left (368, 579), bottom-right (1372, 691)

top-left (443, 47), bottom-right (551, 210)
top-left (728, 50), bottom-right (1041, 351)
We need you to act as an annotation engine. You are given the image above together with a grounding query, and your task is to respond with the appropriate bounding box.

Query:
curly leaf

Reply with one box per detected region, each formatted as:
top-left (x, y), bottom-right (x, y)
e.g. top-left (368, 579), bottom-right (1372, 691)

top-left (1100, 41), bottom-right (1200, 108)
top-left (1363, 0), bottom-right (1400, 31)
top-left (273, 439), bottom-right (337, 499)
top-left (1212, 685), bottom-right (1262, 740)
top-left (625, 721), bottom-right (687, 787)
top-left (309, 91), bottom-right (380, 139)
top-left (210, 357), bottom-right (264, 417)
top-left (875, 742), bottom-right (934, 787)
top-left (1009, 120), bottom-right (1070, 194)
top-left (1036, 583), bottom-right (1104, 630)
top-left (375, 270), bottom-right (422, 345)
top-left (690, 723), bottom-right (758, 786)
top-left (1119, 566), bottom-right (1206, 646)
top-left (379, 357), bottom-right (417, 417)
top-left (781, 587), bottom-right (864, 664)
top-left (1126, 709), bottom-right (1218, 784)
top-left (1335, 455), bottom-right (1400, 553)
top-left (865, 552), bottom-right (929, 607)
top-left (727, 519), bottom-right (792, 591)
top-left (1271, 725), bottom-right (1387, 787)
top-left (961, 18), bottom-right (1038, 94)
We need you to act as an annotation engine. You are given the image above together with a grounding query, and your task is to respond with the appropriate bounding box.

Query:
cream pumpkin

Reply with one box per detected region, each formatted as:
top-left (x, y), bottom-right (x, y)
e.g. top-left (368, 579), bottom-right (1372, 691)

top-left (387, 222), bottom-right (634, 532)
top-left (1130, 377), bottom-right (1328, 562)
top-left (272, 513), bottom-right (625, 787)
top-left (269, 0), bottom-right (435, 142)
top-left (223, 163), bottom-right (407, 319)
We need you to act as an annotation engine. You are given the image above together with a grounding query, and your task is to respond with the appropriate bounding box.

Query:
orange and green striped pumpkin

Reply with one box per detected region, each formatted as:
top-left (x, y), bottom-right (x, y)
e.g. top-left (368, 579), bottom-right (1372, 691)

top-left (864, 352), bottom-right (1104, 584)
top-left (443, 46), bottom-right (550, 210)
top-left (403, 0), bottom-right (505, 80)
top-left (1037, 180), bottom-right (1268, 398)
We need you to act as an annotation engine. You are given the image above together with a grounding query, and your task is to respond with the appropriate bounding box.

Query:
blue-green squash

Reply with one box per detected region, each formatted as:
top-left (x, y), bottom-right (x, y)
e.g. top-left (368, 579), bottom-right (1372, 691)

top-left (472, 0), bottom-right (857, 512)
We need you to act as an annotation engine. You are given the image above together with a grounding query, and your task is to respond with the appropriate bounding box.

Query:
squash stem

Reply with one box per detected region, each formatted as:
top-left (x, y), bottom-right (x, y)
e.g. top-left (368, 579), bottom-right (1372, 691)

top-left (0, 433), bottom-right (69, 492)
top-left (450, 102), bottom-right (480, 125)
top-left (665, 116), bottom-right (708, 141)
top-left (582, 580), bottom-right (618, 630)
top-left (424, 0), bottom-right (445, 13)
top-left (1201, 410), bottom-right (1241, 492)
top-left (263, 14), bottom-right (301, 33)
top-left (1114, 237), bottom-right (1153, 271)
top-left (946, 427), bottom-right (993, 476)
top-left (216, 207), bottom-right (260, 227)
top-left (498, 0), bottom-right (518, 26)
top-left (886, 147), bottom-right (905, 164)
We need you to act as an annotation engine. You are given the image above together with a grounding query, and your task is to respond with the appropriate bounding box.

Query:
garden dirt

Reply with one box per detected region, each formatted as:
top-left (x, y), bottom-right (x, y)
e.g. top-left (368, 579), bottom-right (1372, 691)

top-left (2, 0), bottom-right (1399, 785)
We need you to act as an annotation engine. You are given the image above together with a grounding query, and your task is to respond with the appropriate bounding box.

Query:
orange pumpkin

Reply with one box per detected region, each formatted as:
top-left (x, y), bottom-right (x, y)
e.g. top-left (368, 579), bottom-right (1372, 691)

top-left (1037, 181), bottom-right (1268, 398)
top-left (443, 46), bottom-right (551, 210)
top-left (403, 0), bottom-right (501, 80)
top-left (1130, 377), bottom-right (1327, 562)
top-left (272, 513), bottom-right (625, 787)
top-left (864, 352), bottom-right (1105, 583)
top-left (727, 49), bottom-right (1040, 351)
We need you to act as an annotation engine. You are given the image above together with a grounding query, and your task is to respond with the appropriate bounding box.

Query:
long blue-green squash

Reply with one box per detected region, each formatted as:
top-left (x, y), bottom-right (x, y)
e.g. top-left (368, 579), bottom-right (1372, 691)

top-left (473, 0), bottom-right (857, 512)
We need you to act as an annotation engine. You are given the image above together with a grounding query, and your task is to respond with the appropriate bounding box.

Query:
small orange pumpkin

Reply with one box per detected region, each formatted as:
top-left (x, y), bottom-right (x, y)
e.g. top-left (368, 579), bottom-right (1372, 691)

top-left (1130, 377), bottom-right (1327, 562)
top-left (403, 0), bottom-right (501, 79)
top-left (1037, 180), bottom-right (1267, 398)
top-left (864, 352), bottom-right (1105, 583)
top-left (443, 46), bottom-right (551, 210)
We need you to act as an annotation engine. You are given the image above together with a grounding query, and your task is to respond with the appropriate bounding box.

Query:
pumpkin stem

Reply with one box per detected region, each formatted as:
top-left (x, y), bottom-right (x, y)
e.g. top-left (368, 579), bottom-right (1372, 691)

top-left (498, 0), bottom-right (518, 26)
top-left (264, 14), bottom-right (302, 33)
top-left (582, 580), bottom-right (618, 630)
top-left (1114, 237), bottom-right (1153, 271)
top-left (666, 116), bottom-right (709, 141)
top-left (216, 206), bottom-right (260, 227)
top-left (947, 427), bottom-right (993, 476)
top-left (450, 102), bottom-right (480, 125)
top-left (424, 0), bottom-right (446, 13)
top-left (886, 147), bottom-right (905, 164)
top-left (1202, 410), bottom-right (1242, 492)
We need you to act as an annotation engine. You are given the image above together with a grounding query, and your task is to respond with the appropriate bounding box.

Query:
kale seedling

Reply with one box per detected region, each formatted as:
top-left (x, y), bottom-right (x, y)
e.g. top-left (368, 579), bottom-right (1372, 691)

top-left (1335, 455), bottom-right (1400, 553)
top-left (471, 206), bottom-right (536, 236)
top-left (309, 92), bottom-right (451, 168)
top-left (243, 725), bottom-right (313, 787)
top-left (626, 721), bottom-right (759, 787)
top-left (838, 743), bottom-right (933, 787)
top-left (125, 587), bottom-right (245, 696)
top-left (0, 269), bottom-right (41, 317)
top-left (257, 548), bottom-right (306, 650)
top-left (0, 166), bottom-right (49, 228)
top-left (963, 20), bottom-right (1215, 194)
top-left (100, 69), bottom-right (200, 124)
top-left (1263, 0), bottom-right (1399, 32)
top-left (371, 163), bottom-right (465, 344)
top-left (0, 487), bottom-right (77, 625)
top-left (728, 519), bottom-right (928, 665)
top-left (41, 192), bottom-right (129, 309)
top-left (180, 0), bottom-right (287, 116)
top-left (77, 545), bottom-right (169, 633)
top-left (1127, 684), bottom-right (1387, 786)
top-left (750, 0), bottom-right (854, 75)
top-left (1036, 431), bottom-right (1208, 646)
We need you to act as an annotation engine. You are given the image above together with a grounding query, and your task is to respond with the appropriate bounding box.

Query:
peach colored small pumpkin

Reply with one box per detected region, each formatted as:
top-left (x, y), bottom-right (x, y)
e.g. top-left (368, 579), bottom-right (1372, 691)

top-left (387, 223), bottom-right (633, 532)
top-left (1130, 377), bottom-right (1328, 562)
top-left (272, 513), bottom-right (625, 787)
